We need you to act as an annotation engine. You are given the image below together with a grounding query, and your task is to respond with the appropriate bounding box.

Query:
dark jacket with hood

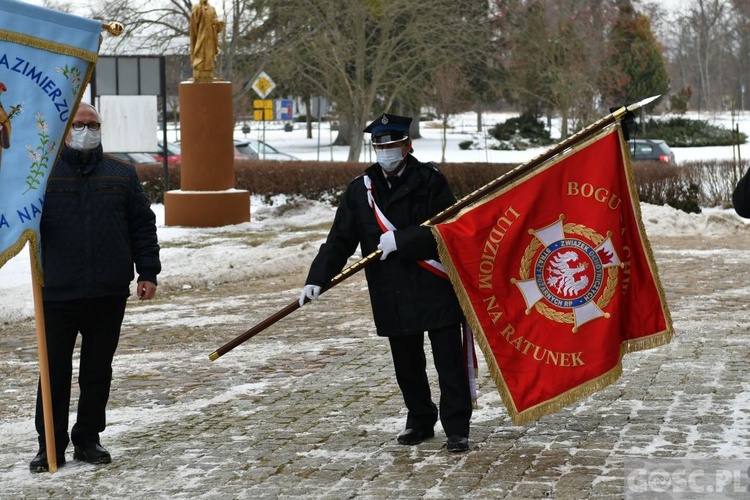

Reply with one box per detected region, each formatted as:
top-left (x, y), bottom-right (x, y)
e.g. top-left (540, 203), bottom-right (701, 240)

top-left (305, 154), bottom-right (463, 336)
top-left (40, 144), bottom-right (160, 301)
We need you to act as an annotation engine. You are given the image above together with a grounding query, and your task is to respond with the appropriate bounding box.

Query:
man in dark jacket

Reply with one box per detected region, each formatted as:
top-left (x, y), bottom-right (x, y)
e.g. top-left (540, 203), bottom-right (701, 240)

top-left (30, 103), bottom-right (161, 472)
top-left (733, 167), bottom-right (750, 218)
top-left (300, 113), bottom-right (472, 452)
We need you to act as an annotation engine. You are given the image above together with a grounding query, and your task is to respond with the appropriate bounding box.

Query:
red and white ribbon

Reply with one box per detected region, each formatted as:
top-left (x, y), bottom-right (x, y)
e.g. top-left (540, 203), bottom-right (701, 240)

top-left (364, 175), bottom-right (448, 279)
top-left (463, 322), bottom-right (479, 407)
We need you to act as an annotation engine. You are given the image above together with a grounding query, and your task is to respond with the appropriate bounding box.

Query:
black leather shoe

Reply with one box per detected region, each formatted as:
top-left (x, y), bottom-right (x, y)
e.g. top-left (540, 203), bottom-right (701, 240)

top-left (73, 441), bottom-right (111, 464)
top-left (29, 449), bottom-right (66, 473)
top-left (397, 428), bottom-right (434, 445)
top-left (445, 435), bottom-right (469, 453)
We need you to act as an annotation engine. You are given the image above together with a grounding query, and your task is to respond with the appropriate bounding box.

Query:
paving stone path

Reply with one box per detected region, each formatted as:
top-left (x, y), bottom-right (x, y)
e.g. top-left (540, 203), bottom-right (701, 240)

top-left (1, 229), bottom-right (749, 499)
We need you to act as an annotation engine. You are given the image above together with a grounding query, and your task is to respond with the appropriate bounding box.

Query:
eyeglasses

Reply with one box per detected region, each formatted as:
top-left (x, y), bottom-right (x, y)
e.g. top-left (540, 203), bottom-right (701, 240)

top-left (71, 122), bottom-right (101, 131)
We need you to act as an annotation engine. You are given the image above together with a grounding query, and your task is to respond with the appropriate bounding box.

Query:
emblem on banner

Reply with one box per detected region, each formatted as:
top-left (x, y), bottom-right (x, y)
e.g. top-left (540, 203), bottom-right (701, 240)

top-left (511, 215), bottom-right (623, 332)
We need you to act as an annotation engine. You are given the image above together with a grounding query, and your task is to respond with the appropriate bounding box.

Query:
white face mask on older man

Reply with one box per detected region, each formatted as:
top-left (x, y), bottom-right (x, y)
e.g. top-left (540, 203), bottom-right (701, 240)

top-left (68, 127), bottom-right (101, 151)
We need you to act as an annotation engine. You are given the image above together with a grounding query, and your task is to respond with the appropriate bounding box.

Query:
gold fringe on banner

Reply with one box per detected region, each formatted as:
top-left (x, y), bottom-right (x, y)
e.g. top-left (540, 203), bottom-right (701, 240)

top-left (618, 128), bottom-right (675, 349)
top-left (0, 29), bottom-right (98, 63)
top-left (0, 229), bottom-right (43, 285)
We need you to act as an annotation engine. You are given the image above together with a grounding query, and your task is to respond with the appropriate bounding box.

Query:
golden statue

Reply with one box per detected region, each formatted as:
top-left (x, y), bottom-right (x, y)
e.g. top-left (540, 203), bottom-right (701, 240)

top-left (189, 0), bottom-right (225, 82)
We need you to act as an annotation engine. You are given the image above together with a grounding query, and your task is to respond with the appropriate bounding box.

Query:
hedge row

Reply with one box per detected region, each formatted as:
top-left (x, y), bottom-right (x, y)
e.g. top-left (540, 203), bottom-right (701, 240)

top-left (137, 160), bottom-right (519, 205)
top-left (632, 160), bottom-right (746, 212)
top-left (136, 158), bottom-right (748, 213)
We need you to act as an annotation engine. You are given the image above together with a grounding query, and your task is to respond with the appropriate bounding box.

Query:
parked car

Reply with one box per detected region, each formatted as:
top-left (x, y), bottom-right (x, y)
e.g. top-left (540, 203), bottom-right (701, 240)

top-left (233, 138), bottom-right (299, 161)
top-left (628, 139), bottom-right (675, 164)
top-left (233, 148), bottom-right (252, 159)
top-left (153, 140), bottom-right (182, 164)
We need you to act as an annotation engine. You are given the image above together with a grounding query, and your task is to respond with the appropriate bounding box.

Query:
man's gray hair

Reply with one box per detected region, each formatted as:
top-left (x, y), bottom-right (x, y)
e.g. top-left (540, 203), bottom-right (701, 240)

top-left (77, 102), bottom-right (101, 122)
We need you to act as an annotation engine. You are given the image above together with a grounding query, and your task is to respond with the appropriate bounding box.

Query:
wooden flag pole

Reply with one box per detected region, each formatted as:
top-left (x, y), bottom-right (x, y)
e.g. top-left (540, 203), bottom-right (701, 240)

top-left (208, 97), bottom-right (659, 361)
top-left (209, 249), bottom-right (383, 360)
top-left (30, 246), bottom-right (57, 472)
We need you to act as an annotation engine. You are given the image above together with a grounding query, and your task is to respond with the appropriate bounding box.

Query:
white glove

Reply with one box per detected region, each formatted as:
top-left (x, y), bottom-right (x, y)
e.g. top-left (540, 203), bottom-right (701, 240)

top-left (299, 284), bottom-right (321, 306)
top-left (377, 230), bottom-right (397, 260)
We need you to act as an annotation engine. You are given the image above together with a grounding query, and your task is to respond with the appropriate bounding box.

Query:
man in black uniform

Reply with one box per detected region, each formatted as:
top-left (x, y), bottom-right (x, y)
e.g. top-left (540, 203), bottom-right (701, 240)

top-left (300, 113), bottom-right (472, 452)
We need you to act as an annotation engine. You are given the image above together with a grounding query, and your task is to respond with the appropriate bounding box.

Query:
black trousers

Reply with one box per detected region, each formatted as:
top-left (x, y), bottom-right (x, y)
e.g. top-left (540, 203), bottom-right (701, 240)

top-left (388, 324), bottom-right (472, 437)
top-left (35, 296), bottom-right (127, 451)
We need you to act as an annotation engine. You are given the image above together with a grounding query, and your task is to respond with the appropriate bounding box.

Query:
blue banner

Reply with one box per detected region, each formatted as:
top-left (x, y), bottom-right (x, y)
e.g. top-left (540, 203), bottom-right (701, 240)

top-left (0, 0), bottom-right (101, 283)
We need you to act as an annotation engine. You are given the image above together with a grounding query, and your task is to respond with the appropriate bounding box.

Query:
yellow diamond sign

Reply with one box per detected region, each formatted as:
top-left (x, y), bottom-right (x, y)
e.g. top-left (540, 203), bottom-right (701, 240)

top-left (251, 71), bottom-right (276, 99)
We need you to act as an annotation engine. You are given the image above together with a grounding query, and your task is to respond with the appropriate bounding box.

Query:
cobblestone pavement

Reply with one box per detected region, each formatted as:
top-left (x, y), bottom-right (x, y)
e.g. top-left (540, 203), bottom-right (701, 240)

top-left (1, 231), bottom-right (749, 499)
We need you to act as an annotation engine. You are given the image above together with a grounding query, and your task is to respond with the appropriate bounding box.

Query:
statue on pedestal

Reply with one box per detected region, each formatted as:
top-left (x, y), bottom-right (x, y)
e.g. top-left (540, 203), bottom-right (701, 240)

top-left (189, 0), bottom-right (225, 82)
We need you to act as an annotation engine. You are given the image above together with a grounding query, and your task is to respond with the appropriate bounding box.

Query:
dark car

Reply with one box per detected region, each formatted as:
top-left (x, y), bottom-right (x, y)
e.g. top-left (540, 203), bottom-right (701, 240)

top-left (233, 139), bottom-right (299, 161)
top-left (628, 139), bottom-right (676, 164)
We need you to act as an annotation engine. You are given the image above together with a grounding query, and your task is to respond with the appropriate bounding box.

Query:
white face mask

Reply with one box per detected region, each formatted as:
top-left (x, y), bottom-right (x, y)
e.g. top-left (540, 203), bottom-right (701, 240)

top-left (376, 148), bottom-right (404, 172)
top-left (69, 128), bottom-right (101, 151)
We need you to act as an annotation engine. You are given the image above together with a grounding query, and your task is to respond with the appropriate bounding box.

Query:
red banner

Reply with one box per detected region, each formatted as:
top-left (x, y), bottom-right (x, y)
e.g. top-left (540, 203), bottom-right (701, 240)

top-left (432, 126), bottom-right (673, 425)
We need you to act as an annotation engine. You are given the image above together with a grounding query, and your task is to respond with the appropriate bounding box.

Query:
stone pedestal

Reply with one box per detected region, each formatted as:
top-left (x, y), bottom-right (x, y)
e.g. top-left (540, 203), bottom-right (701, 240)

top-left (164, 80), bottom-right (250, 227)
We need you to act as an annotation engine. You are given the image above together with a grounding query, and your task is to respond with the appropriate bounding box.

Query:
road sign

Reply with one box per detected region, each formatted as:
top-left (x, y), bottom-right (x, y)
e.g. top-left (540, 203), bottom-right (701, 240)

top-left (253, 99), bottom-right (273, 121)
top-left (276, 99), bottom-right (294, 121)
top-left (251, 71), bottom-right (276, 99)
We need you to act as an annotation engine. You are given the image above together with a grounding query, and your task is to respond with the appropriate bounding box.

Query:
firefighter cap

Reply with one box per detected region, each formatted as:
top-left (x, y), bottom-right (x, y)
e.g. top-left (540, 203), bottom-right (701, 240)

top-left (364, 113), bottom-right (412, 145)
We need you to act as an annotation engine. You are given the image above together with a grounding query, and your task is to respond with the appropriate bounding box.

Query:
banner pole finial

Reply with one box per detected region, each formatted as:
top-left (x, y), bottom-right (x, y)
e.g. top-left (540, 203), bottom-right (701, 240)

top-left (102, 22), bottom-right (124, 37)
top-left (626, 95), bottom-right (660, 112)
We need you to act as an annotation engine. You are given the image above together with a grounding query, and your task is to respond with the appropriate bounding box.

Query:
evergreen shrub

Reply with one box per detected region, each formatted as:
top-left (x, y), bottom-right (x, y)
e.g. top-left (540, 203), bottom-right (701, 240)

top-left (643, 117), bottom-right (746, 147)
top-left (488, 113), bottom-right (554, 149)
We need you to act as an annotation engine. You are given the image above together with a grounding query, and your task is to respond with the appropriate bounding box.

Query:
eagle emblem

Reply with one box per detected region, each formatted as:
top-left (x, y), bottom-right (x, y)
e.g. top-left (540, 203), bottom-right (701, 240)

top-left (511, 215), bottom-right (622, 332)
top-left (546, 250), bottom-right (590, 297)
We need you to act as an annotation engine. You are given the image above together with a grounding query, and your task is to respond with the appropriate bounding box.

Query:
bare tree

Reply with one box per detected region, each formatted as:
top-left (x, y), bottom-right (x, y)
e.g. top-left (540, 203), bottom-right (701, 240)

top-left (731, 0), bottom-right (750, 111)
top-left (690, 0), bottom-right (730, 110)
top-left (493, 0), bottom-right (618, 137)
top-left (425, 65), bottom-right (474, 162)
top-left (91, 0), bottom-right (192, 55)
top-left (254, 0), bottom-right (492, 161)
top-left (666, 0), bottom-right (735, 110)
